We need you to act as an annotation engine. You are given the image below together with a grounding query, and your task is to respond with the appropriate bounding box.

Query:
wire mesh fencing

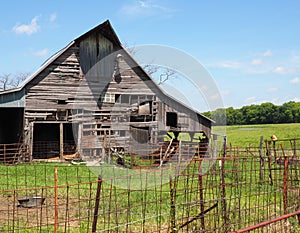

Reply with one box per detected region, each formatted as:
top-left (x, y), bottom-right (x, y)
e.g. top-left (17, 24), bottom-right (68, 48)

top-left (0, 140), bottom-right (299, 232)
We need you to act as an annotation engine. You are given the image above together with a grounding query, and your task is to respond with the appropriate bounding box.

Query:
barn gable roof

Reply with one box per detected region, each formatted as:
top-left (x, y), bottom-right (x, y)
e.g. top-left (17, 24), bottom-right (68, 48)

top-left (0, 20), bottom-right (213, 123)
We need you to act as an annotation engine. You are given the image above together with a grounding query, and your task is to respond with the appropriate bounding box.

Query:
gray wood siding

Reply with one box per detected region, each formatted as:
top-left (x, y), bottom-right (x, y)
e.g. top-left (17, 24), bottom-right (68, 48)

top-left (19, 23), bottom-right (211, 159)
top-left (25, 46), bottom-right (81, 112)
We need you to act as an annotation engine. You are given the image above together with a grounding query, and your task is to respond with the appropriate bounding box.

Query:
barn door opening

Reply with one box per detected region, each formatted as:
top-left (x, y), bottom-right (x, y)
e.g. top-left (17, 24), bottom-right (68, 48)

top-left (0, 108), bottom-right (24, 144)
top-left (63, 123), bottom-right (77, 155)
top-left (32, 123), bottom-right (77, 159)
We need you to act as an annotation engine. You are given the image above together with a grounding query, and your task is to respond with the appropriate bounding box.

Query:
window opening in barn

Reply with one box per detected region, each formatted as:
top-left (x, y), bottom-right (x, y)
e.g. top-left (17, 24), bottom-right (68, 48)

top-left (166, 112), bottom-right (178, 128)
top-left (101, 92), bottom-right (116, 103)
top-left (119, 130), bottom-right (126, 137)
top-left (56, 109), bottom-right (68, 120)
top-left (120, 94), bottom-right (130, 103)
top-left (130, 100), bottom-right (154, 122)
top-left (138, 101), bottom-right (152, 115)
top-left (130, 95), bottom-right (138, 104)
top-left (115, 94), bottom-right (120, 103)
top-left (57, 99), bottom-right (67, 105)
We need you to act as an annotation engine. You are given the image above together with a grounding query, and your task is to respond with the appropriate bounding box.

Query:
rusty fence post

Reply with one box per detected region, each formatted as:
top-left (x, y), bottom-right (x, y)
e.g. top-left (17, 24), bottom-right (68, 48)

top-left (54, 167), bottom-right (58, 233)
top-left (259, 136), bottom-right (264, 184)
top-left (198, 165), bottom-right (205, 232)
top-left (13, 190), bottom-right (16, 232)
top-left (219, 136), bottom-right (229, 233)
top-left (283, 156), bottom-right (289, 215)
top-left (265, 141), bottom-right (273, 185)
top-left (220, 156), bottom-right (229, 232)
top-left (92, 175), bottom-right (102, 233)
top-left (293, 137), bottom-right (296, 157)
top-left (169, 176), bottom-right (177, 233)
top-left (273, 140), bottom-right (277, 162)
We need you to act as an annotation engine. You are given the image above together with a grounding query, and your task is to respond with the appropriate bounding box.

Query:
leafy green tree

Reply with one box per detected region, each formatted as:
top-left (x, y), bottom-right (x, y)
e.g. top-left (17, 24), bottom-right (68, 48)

top-left (202, 101), bottom-right (300, 125)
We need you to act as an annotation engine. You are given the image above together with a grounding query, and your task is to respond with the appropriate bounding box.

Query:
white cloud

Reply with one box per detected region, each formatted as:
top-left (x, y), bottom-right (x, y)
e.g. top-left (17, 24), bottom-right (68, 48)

top-left (289, 77), bottom-right (300, 84)
top-left (244, 96), bottom-right (256, 103)
top-left (50, 13), bottom-right (57, 22)
top-left (13, 16), bottom-right (40, 35)
top-left (121, 0), bottom-right (175, 17)
top-left (251, 59), bottom-right (262, 65)
top-left (263, 50), bottom-right (272, 57)
top-left (273, 66), bottom-right (285, 74)
top-left (33, 49), bottom-right (49, 57)
top-left (273, 66), bottom-right (298, 75)
top-left (267, 87), bottom-right (278, 93)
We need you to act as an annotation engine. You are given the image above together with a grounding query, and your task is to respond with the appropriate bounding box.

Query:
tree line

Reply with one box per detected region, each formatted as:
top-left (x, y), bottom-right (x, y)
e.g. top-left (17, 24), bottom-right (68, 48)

top-left (202, 101), bottom-right (300, 125)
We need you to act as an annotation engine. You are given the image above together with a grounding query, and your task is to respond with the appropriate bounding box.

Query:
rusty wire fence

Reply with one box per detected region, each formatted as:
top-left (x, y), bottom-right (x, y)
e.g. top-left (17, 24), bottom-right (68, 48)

top-left (0, 139), bottom-right (299, 232)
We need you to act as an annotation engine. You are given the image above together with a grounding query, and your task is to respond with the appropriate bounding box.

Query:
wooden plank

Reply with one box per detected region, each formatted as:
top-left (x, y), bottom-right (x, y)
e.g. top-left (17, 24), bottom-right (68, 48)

top-left (59, 123), bottom-right (63, 159)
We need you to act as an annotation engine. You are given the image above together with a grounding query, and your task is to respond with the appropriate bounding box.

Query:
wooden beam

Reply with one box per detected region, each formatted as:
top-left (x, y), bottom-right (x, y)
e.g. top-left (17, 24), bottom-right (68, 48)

top-left (60, 123), bottom-right (64, 159)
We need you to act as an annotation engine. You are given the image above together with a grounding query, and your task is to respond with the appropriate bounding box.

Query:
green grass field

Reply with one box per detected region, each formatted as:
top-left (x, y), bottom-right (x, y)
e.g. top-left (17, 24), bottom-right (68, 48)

top-left (218, 123), bottom-right (300, 147)
top-left (0, 123), bottom-right (299, 232)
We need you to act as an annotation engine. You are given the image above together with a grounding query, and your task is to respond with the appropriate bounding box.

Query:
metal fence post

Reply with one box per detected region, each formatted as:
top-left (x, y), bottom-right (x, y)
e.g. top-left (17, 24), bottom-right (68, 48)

top-left (220, 136), bottom-right (229, 232)
top-left (198, 166), bottom-right (205, 232)
top-left (169, 176), bottom-right (177, 233)
top-left (283, 157), bottom-right (289, 215)
top-left (92, 175), bottom-right (102, 233)
top-left (54, 167), bottom-right (58, 233)
top-left (259, 136), bottom-right (264, 184)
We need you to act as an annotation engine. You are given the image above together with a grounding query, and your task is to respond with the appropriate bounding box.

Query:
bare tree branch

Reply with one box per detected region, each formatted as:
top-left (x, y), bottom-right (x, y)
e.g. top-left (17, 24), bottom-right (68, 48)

top-left (143, 64), bottom-right (159, 75)
top-left (122, 43), bottom-right (177, 85)
top-left (13, 72), bottom-right (30, 87)
top-left (0, 74), bottom-right (12, 91)
top-left (158, 68), bottom-right (176, 85)
top-left (0, 72), bottom-right (31, 91)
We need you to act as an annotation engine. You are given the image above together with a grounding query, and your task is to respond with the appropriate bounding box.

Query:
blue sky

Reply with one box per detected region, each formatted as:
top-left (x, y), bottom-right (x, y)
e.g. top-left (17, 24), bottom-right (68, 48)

top-left (1, 0), bottom-right (300, 111)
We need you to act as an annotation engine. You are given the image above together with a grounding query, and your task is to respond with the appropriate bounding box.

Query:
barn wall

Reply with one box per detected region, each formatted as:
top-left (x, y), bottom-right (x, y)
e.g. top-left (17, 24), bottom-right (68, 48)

top-left (21, 26), bottom-right (211, 160)
top-left (25, 46), bottom-right (81, 111)
top-left (77, 53), bottom-right (159, 156)
top-left (77, 51), bottom-right (211, 160)
top-left (24, 45), bottom-right (82, 158)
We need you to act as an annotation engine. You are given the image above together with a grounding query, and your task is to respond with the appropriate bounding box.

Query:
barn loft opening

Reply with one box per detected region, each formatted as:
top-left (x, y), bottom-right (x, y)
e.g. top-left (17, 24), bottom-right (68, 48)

top-left (166, 112), bottom-right (178, 128)
top-left (32, 123), bottom-right (76, 159)
top-left (0, 108), bottom-right (24, 144)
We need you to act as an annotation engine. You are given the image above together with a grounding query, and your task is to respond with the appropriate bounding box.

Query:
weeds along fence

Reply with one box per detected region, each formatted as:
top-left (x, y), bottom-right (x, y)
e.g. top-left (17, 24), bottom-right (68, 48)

top-left (0, 139), bottom-right (299, 232)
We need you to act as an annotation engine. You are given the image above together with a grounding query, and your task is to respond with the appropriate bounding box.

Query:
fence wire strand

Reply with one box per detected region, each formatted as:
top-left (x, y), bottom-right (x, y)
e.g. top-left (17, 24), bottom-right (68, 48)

top-left (0, 138), bottom-right (299, 232)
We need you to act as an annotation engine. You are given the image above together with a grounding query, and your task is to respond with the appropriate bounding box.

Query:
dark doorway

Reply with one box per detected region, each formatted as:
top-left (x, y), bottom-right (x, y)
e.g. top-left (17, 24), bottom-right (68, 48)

top-left (63, 123), bottom-right (77, 155)
top-left (0, 108), bottom-right (24, 144)
top-left (166, 112), bottom-right (178, 128)
top-left (33, 123), bottom-right (60, 159)
top-left (32, 123), bottom-right (77, 159)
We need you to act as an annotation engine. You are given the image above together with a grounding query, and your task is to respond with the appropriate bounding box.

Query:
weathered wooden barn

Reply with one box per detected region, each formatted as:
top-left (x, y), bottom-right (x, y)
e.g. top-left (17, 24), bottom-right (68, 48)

top-left (0, 20), bottom-right (212, 163)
